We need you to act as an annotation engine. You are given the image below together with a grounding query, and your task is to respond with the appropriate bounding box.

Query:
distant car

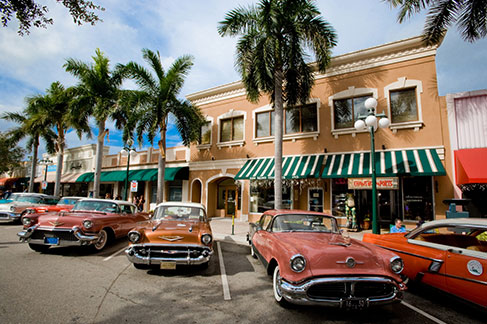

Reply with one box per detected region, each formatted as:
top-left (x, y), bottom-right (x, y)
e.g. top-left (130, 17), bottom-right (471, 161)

top-left (17, 198), bottom-right (151, 252)
top-left (126, 202), bottom-right (213, 270)
top-left (21, 196), bottom-right (84, 223)
top-left (363, 218), bottom-right (487, 309)
top-left (248, 210), bottom-right (406, 308)
top-left (0, 193), bottom-right (59, 223)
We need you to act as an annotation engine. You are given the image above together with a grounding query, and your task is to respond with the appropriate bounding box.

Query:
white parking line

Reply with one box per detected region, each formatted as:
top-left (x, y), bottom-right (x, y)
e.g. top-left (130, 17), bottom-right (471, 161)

top-left (103, 246), bottom-right (127, 261)
top-left (217, 241), bottom-right (231, 301)
top-left (401, 301), bottom-right (448, 324)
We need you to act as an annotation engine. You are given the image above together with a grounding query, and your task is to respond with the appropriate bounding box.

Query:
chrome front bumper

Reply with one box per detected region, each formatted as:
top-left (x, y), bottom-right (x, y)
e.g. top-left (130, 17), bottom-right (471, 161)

top-left (0, 212), bottom-right (21, 221)
top-left (279, 276), bottom-right (405, 307)
top-left (17, 225), bottom-right (100, 247)
top-left (126, 243), bottom-right (213, 266)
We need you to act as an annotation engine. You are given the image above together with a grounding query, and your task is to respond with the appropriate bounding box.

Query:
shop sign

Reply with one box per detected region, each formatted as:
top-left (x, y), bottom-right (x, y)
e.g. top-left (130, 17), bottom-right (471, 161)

top-left (41, 181), bottom-right (48, 190)
top-left (348, 177), bottom-right (399, 190)
top-left (130, 180), bottom-right (138, 192)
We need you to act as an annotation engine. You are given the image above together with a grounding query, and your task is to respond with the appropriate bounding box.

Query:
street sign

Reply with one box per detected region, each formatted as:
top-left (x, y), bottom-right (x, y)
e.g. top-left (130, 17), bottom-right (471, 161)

top-left (130, 180), bottom-right (138, 192)
top-left (41, 181), bottom-right (48, 190)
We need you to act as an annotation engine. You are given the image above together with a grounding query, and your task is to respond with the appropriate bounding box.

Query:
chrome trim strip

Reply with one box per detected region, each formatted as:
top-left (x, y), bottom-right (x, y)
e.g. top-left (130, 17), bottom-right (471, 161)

top-left (376, 245), bottom-right (444, 263)
top-left (439, 273), bottom-right (487, 286)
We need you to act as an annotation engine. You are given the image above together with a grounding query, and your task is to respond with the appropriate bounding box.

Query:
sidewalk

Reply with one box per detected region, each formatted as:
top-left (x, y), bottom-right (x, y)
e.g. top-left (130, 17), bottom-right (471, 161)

top-left (210, 217), bottom-right (369, 246)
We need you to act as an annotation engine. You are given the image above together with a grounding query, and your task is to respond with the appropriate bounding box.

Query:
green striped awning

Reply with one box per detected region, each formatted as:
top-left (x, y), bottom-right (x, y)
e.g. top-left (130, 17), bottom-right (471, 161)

top-left (321, 149), bottom-right (446, 178)
top-left (75, 167), bottom-right (189, 182)
top-left (235, 155), bottom-right (325, 180)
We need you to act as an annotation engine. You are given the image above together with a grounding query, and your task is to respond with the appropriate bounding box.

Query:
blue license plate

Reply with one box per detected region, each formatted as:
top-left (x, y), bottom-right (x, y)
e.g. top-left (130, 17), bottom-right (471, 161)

top-left (44, 237), bottom-right (59, 245)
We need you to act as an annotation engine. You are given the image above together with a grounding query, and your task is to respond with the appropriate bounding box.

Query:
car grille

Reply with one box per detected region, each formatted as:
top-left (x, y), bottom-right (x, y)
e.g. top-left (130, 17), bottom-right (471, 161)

top-left (31, 230), bottom-right (78, 241)
top-left (307, 281), bottom-right (395, 300)
top-left (134, 245), bottom-right (209, 259)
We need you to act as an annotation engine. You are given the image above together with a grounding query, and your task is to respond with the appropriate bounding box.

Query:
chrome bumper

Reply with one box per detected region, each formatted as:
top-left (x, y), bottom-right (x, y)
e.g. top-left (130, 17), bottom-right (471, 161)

top-left (17, 225), bottom-right (100, 247)
top-left (0, 212), bottom-right (21, 221)
top-left (279, 276), bottom-right (405, 307)
top-left (125, 244), bottom-right (213, 266)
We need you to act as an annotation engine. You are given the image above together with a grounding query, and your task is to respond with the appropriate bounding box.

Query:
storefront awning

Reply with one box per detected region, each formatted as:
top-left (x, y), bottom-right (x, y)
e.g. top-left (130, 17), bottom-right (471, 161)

top-left (321, 149), bottom-right (446, 178)
top-left (75, 167), bottom-right (189, 183)
top-left (60, 173), bottom-right (85, 183)
top-left (34, 172), bottom-right (56, 183)
top-left (455, 148), bottom-right (487, 185)
top-left (235, 155), bottom-right (325, 180)
top-left (0, 177), bottom-right (19, 187)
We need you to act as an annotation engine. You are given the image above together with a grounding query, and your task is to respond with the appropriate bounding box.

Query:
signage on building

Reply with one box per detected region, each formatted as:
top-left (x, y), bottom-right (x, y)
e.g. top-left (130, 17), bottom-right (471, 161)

top-left (348, 177), bottom-right (399, 190)
top-left (130, 180), bottom-right (138, 192)
top-left (41, 181), bottom-right (48, 190)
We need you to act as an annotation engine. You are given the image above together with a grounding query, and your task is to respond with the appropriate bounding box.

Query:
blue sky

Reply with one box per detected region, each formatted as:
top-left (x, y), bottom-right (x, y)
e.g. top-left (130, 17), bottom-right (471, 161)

top-left (1, 0), bottom-right (486, 157)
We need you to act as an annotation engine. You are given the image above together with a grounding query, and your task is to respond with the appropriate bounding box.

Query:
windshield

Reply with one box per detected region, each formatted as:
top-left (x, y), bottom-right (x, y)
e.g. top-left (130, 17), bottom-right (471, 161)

top-left (73, 200), bottom-right (120, 213)
top-left (271, 214), bottom-right (338, 233)
top-left (153, 206), bottom-right (205, 221)
top-left (57, 198), bottom-right (80, 206)
top-left (16, 196), bottom-right (43, 203)
top-left (7, 193), bottom-right (21, 201)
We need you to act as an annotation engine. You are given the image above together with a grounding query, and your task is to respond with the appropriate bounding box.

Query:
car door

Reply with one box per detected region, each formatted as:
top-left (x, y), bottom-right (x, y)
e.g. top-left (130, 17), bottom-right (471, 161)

top-left (251, 214), bottom-right (273, 262)
top-left (120, 204), bottom-right (138, 233)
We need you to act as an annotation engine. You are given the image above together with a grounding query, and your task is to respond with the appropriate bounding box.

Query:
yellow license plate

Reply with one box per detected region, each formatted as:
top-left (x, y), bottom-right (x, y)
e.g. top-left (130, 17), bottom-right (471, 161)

top-left (160, 262), bottom-right (176, 270)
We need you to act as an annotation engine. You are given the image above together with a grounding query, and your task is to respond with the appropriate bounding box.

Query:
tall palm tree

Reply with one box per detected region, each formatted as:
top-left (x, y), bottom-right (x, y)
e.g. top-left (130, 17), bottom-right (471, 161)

top-left (1, 102), bottom-right (56, 193)
top-left (122, 49), bottom-right (205, 204)
top-left (64, 49), bottom-right (126, 199)
top-left (386, 0), bottom-right (487, 44)
top-left (218, 0), bottom-right (337, 209)
top-left (28, 81), bottom-right (90, 197)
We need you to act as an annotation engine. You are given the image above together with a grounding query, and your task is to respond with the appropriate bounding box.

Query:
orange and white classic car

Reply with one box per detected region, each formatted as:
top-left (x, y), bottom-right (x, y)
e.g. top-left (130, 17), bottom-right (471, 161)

top-left (363, 218), bottom-right (487, 309)
top-left (126, 202), bottom-right (213, 270)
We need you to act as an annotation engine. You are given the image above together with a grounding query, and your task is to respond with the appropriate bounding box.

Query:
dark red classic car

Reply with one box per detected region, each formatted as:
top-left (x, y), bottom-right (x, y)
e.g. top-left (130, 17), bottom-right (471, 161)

top-left (21, 196), bottom-right (84, 224)
top-left (18, 198), bottom-right (150, 252)
top-left (248, 210), bottom-right (406, 308)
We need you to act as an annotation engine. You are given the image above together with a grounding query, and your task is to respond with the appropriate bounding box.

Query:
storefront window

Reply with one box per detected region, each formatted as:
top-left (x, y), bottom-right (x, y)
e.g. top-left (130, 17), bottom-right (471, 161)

top-left (331, 178), bottom-right (348, 216)
top-left (250, 181), bottom-right (291, 213)
top-left (402, 176), bottom-right (433, 221)
top-left (168, 180), bottom-right (182, 201)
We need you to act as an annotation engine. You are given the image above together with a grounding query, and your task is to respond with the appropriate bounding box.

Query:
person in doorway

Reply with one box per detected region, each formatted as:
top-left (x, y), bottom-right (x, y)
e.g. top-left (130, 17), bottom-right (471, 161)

top-left (105, 193), bottom-right (112, 200)
top-left (137, 195), bottom-right (145, 212)
top-left (391, 218), bottom-right (406, 233)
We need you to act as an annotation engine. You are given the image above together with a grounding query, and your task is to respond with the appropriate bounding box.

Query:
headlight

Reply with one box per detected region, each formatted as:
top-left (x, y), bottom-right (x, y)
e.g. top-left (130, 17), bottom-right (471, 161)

top-left (201, 234), bottom-right (212, 245)
top-left (290, 254), bottom-right (306, 273)
top-left (390, 256), bottom-right (404, 274)
top-left (10, 206), bottom-right (16, 212)
top-left (22, 217), bottom-right (32, 226)
top-left (27, 209), bottom-right (36, 214)
top-left (128, 231), bottom-right (141, 243)
top-left (83, 220), bottom-right (93, 229)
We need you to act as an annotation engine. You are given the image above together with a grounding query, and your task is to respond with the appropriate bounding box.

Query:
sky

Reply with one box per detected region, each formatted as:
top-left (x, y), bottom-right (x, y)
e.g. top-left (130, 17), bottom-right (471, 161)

top-left (1, 0), bottom-right (486, 158)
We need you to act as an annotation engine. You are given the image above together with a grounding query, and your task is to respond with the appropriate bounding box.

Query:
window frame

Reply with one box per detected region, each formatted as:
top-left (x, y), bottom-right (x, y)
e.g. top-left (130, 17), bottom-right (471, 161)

top-left (216, 110), bottom-right (246, 148)
top-left (196, 116), bottom-right (213, 150)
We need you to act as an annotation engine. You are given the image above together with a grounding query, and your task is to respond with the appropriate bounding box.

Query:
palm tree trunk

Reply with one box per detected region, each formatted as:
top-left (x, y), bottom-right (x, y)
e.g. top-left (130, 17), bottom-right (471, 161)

top-left (54, 131), bottom-right (64, 197)
top-left (28, 137), bottom-right (39, 193)
top-left (274, 68), bottom-right (284, 210)
top-left (93, 121), bottom-right (105, 199)
top-left (157, 124), bottom-right (167, 204)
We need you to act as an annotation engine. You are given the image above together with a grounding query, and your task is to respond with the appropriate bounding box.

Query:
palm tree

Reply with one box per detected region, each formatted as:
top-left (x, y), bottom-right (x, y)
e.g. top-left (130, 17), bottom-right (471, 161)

top-left (64, 49), bottom-right (126, 199)
top-left (122, 49), bottom-right (205, 203)
top-left (386, 0), bottom-right (487, 44)
top-left (28, 81), bottom-right (90, 197)
top-left (218, 0), bottom-right (337, 209)
top-left (1, 102), bottom-right (56, 193)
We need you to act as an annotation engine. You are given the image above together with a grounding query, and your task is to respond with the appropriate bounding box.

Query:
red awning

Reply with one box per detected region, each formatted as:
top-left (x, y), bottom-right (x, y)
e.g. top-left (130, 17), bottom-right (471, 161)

top-left (0, 177), bottom-right (19, 187)
top-left (455, 148), bottom-right (487, 185)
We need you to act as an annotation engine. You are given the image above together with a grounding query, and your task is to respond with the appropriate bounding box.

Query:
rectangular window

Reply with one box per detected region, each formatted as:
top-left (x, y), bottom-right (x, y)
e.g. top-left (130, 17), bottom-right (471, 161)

top-left (390, 88), bottom-right (418, 123)
top-left (199, 121), bottom-right (211, 145)
top-left (284, 103), bottom-right (317, 134)
top-left (250, 181), bottom-right (291, 212)
top-left (256, 111), bottom-right (274, 138)
top-left (402, 176), bottom-right (433, 221)
top-left (220, 116), bottom-right (244, 142)
top-left (334, 95), bottom-right (371, 129)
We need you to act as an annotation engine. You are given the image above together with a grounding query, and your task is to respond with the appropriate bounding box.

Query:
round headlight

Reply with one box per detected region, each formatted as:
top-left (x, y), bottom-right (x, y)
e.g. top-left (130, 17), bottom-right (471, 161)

top-left (128, 231), bottom-right (141, 243)
top-left (290, 255), bottom-right (306, 273)
top-left (201, 234), bottom-right (212, 245)
top-left (27, 209), bottom-right (35, 214)
top-left (83, 220), bottom-right (93, 229)
top-left (390, 256), bottom-right (404, 274)
top-left (22, 217), bottom-right (32, 226)
top-left (10, 206), bottom-right (16, 212)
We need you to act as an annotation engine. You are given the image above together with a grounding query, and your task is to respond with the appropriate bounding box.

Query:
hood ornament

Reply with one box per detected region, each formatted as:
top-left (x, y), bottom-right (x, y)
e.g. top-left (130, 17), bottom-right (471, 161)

top-left (159, 236), bottom-right (183, 242)
top-left (49, 221), bottom-right (64, 227)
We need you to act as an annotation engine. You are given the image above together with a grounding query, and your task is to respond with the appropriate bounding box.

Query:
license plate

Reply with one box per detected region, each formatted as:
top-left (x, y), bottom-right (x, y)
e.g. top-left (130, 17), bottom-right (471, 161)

top-left (160, 262), bottom-right (176, 270)
top-left (344, 299), bottom-right (367, 310)
top-left (44, 237), bottom-right (59, 245)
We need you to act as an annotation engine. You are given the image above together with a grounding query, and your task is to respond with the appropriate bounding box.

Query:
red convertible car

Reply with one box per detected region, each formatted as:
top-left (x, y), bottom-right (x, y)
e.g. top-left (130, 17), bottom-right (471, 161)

top-left (18, 198), bottom-right (150, 252)
top-left (363, 218), bottom-right (487, 309)
top-left (248, 210), bottom-right (406, 308)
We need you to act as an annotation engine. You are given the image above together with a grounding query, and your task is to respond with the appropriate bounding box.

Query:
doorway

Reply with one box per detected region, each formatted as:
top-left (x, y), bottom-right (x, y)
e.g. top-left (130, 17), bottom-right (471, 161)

top-left (217, 178), bottom-right (240, 217)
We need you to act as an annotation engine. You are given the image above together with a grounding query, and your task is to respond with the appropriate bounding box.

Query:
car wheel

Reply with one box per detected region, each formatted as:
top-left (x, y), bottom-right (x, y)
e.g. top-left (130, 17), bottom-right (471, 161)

top-left (250, 244), bottom-right (257, 259)
top-left (273, 265), bottom-right (291, 307)
top-left (92, 229), bottom-right (109, 251)
top-left (28, 243), bottom-right (50, 253)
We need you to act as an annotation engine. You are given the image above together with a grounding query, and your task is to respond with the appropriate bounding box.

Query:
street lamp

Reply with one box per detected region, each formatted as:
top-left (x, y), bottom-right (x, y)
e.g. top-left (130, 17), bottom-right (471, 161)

top-left (39, 158), bottom-right (53, 193)
top-left (354, 97), bottom-right (390, 234)
top-left (120, 140), bottom-right (137, 201)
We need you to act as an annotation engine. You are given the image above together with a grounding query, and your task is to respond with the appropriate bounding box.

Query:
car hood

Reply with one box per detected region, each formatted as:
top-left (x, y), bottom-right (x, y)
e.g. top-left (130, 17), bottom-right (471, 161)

top-left (137, 220), bottom-right (209, 245)
top-left (35, 211), bottom-right (106, 228)
top-left (0, 201), bottom-right (34, 211)
top-left (275, 232), bottom-right (389, 277)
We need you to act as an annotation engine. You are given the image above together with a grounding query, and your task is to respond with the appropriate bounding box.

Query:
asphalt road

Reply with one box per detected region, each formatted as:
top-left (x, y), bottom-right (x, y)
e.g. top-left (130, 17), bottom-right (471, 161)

top-left (0, 223), bottom-right (485, 324)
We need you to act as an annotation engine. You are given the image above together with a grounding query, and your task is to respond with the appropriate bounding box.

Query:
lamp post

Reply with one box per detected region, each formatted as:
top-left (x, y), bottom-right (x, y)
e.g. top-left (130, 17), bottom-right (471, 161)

top-left (354, 98), bottom-right (390, 234)
top-left (120, 140), bottom-right (137, 201)
top-left (39, 158), bottom-right (53, 193)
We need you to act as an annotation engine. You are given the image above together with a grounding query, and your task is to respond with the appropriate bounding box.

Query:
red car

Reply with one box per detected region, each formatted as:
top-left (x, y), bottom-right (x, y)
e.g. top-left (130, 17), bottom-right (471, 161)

top-left (21, 196), bottom-right (84, 224)
top-left (18, 198), bottom-right (150, 252)
top-left (248, 210), bottom-right (406, 308)
top-left (363, 218), bottom-right (487, 309)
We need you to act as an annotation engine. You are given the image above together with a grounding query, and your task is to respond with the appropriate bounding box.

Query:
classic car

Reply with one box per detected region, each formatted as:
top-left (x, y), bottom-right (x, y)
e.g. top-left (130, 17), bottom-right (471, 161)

top-left (17, 198), bottom-right (150, 252)
top-left (248, 210), bottom-right (406, 308)
top-left (126, 202), bottom-right (213, 270)
top-left (0, 193), bottom-right (59, 223)
top-left (21, 196), bottom-right (84, 223)
top-left (363, 218), bottom-right (487, 309)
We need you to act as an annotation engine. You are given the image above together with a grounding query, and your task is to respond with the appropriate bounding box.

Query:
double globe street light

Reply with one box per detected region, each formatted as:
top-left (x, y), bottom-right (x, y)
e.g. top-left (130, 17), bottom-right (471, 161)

top-left (120, 140), bottom-right (137, 201)
top-left (354, 97), bottom-right (390, 234)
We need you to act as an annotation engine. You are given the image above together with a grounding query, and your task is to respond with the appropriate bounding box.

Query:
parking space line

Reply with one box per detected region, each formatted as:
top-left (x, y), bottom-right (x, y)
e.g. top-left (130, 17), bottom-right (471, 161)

top-left (217, 241), bottom-right (231, 301)
top-left (103, 246), bottom-right (127, 261)
top-left (401, 301), bottom-right (447, 324)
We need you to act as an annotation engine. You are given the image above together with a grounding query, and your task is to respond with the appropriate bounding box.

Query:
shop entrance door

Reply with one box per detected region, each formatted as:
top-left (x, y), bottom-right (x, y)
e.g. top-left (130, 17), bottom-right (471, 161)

top-left (225, 189), bottom-right (237, 217)
top-left (378, 190), bottom-right (399, 225)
